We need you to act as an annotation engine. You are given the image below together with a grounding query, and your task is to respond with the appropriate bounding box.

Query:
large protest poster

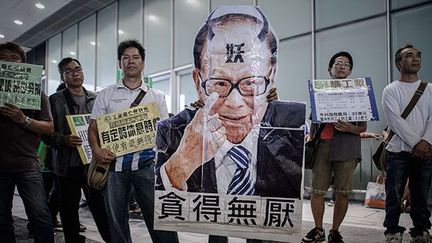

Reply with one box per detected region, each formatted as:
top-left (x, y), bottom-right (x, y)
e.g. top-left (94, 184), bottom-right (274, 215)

top-left (96, 103), bottom-right (160, 157)
top-left (308, 77), bottom-right (379, 123)
top-left (66, 114), bottom-right (92, 164)
top-left (0, 61), bottom-right (43, 110)
top-left (154, 6), bottom-right (306, 242)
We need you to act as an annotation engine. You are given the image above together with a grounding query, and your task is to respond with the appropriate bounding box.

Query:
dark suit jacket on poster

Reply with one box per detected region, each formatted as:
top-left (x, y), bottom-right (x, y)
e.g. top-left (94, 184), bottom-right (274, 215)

top-left (155, 101), bottom-right (306, 199)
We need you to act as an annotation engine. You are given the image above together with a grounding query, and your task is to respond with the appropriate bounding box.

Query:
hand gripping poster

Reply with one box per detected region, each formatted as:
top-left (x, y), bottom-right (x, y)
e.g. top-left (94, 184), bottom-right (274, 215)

top-left (0, 61), bottom-right (43, 110)
top-left (154, 6), bottom-right (306, 242)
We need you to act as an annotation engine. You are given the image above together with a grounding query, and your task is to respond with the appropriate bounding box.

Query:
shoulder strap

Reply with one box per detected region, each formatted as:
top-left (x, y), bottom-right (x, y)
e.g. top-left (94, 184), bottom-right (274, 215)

top-left (130, 89), bottom-right (147, 108)
top-left (310, 123), bottom-right (325, 142)
top-left (385, 80), bottom-right (428, 143)
top-left (63, 88), bottom-right (77, 115)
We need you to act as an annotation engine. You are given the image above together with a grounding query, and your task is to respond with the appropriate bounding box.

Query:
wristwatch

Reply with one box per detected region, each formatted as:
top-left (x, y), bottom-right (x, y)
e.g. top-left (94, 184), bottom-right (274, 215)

top-left (23, 116), bottom-right (31, 128)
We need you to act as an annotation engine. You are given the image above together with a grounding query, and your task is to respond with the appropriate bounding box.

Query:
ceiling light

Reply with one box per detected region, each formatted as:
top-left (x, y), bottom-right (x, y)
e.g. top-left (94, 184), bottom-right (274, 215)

top-left (90, 41), bottom-right (96, 46)
top-left (186, 0), bottom-right (199, 6)
top-left (0, 34), bottom-right (5, 38)
top-left (148, 15), bottom-right (157, 22)
top-left (35, 3), bottom-right (45, 9)
top-left (14, 20), bottom-right (23, 25)
top-left (118, 30), bottom-right (124, 35)
top-left (69, 51), bottom-right (76, 56)
top-left (51, 60), bottom-right (57, 64)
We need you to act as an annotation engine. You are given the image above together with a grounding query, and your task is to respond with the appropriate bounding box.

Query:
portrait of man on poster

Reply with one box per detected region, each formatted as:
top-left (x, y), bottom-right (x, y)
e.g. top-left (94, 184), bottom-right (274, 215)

top-left (155, 6), bottom-right (305, 199)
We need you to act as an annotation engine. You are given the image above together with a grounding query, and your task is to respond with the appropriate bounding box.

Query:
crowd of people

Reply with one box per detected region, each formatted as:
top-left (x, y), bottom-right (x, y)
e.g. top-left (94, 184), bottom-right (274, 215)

top-left (0, 7), bottom-right (431, 243)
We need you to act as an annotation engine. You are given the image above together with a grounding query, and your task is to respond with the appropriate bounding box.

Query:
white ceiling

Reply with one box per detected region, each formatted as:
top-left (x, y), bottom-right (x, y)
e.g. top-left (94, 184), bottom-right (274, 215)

top-left (0, 0), bottom-right (72, 45)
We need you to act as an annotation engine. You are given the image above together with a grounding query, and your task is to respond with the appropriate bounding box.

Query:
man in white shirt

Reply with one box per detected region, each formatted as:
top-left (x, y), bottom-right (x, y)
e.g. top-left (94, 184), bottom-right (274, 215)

top-left (382, 44), bottom-right (432, 243)
top-left (88, 40), bottom-right (179, 243)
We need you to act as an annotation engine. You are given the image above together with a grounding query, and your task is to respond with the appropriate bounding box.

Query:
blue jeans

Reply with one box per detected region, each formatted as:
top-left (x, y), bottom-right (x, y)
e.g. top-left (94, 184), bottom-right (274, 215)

top-left (105, 162), bottom-right (179, 243)
top-left (0, 171), bottom-right (54, 243)
top-left (384, 151), bottom-right (432, 236)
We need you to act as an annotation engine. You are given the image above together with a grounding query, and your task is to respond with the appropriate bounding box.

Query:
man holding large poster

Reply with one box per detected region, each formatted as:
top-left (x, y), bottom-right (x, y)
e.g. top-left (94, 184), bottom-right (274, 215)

top-left (155, 6), bottom-right (305, 242)
top-left (302, 52), bottom-right (367, 243)
top-left (88, 40), bottom-right (179, 243)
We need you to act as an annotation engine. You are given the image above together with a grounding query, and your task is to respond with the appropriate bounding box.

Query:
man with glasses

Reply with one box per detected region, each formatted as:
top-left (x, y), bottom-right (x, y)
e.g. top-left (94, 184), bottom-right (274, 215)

top-left (47, 57), bottom-right (111, 243)
top-left (302, 51), bottom-right (366, 243)
top-left (155, 3), bottom-right (305, 212)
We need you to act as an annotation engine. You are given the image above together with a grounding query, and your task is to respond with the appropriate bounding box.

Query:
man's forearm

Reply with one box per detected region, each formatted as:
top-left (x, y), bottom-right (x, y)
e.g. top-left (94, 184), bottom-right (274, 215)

top-left (88, 120), bottom-right (100, 152)
top-left (27, 119), bottom-right (54, 135)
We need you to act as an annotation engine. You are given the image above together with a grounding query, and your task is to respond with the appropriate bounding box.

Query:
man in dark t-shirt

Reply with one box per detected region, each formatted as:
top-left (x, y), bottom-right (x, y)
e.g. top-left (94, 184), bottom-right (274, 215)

top-left (0, 42), bottom-right (55, 243)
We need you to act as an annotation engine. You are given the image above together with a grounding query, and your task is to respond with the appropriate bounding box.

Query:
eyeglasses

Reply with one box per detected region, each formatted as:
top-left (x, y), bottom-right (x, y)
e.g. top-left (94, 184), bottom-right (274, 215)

top-left (63, 67), bottom-right (83, 75)
top-left (199, 73), bottom-right (270, 97)
top-left (334, 61), bottom-right (351, 68)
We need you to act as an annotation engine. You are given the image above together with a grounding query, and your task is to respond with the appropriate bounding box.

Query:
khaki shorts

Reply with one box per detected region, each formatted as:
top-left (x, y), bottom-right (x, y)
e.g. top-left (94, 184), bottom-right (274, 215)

top-left (311, 140), bottom-right (357, 195)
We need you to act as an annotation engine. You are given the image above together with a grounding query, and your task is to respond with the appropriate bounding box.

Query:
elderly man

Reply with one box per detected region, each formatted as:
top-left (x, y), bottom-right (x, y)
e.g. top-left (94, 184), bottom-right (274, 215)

top-left (155, 6), bottom-right (305, 243)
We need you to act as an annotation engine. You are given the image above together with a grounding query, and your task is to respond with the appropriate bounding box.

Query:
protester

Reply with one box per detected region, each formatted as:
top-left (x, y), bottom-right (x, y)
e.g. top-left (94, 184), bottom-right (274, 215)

top-left (88, 39), bottom-right (179, 243)
top-left (382, 44), bottom-right (432, 243)
top-left (48, 57), bottom-right (111, 243)
top-left (0, 42), bottom-right (55, 243)
top-left (302, 51), bottom-right (367, 243)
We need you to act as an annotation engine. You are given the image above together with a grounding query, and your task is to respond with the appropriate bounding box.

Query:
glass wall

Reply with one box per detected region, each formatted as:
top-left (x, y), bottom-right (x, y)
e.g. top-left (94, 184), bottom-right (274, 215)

top-left (62, 25), bottom-right (77, 59)
top-left (391, 4), bottom-right (432, 81)
top-left (47, 33), bottom-right (62, 95)
top-left (78, 14), bottom-right (96, 91)
top-left (174, 0), bottom-right (208, 67)
top-left (118, 0), bottom-right (142, 42)
top-left (178, 69), bottom-right (197, 111)
top-left (144, 0), bottom-right (171, 74)
top-left (96, 3), bottom-right (118, 90)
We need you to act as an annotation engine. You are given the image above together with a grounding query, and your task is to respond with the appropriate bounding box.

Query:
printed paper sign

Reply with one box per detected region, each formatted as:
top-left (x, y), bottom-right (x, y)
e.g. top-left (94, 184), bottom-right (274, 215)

top-left (0, 61), bottom-right (43, 110)
top-left (308, 77), bottom-right (379, 123)
top-left (66, 114), bottom-right (92, 164)
top-left (96, 103), bottom-right (160, 157)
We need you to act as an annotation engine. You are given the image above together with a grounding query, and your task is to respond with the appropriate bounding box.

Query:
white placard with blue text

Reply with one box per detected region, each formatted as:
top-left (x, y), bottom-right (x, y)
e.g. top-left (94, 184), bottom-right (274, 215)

top-left (308, 77), bottom-right (379, 123)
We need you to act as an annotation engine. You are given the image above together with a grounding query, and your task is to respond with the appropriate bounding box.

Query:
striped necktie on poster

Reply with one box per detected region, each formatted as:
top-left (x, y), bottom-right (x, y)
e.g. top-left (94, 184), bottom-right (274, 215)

top-left (227, 145), bottom-right (255, 195)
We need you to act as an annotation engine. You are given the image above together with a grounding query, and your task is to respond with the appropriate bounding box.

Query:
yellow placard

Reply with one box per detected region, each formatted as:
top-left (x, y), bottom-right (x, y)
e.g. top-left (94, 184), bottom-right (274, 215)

top-left (66, 114), bottom-right (92, 164)
top-left (96, 103), bottom-right (160, 157)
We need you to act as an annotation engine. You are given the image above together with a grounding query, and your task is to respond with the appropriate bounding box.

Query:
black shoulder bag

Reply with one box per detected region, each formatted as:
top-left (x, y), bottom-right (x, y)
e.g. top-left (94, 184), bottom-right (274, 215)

top-left (305, 123), bottom-right (325, 169)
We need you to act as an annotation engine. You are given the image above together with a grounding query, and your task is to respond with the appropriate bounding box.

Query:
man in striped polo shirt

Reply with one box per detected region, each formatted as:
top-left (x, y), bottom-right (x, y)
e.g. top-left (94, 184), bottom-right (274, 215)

top-left (88, 39), bottom-right (179, 243)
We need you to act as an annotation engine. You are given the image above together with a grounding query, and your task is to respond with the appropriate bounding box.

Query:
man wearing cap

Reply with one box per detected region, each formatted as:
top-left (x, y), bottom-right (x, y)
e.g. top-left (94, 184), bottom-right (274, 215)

top-left (302, 51), bottom-right (366, 243)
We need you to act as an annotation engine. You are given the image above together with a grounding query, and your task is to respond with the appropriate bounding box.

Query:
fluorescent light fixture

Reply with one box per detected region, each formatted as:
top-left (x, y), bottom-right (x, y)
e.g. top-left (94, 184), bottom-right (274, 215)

top-left (90, 41), bottom-right (96, 46)
top-left (69, 51), bottom-right (76, 56)
top-left (51, 60), bottom-right (58, 64)
top-left (186, 0), bottom-right (199, 6)
top-left (148, 15), bottom-right (157, 22)
top-left (35, 3), bottom-right (45, 9)
top-left (0, 34), bottom-right (5, 38)
top-left (14, 20), bottom-right (23, 25)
